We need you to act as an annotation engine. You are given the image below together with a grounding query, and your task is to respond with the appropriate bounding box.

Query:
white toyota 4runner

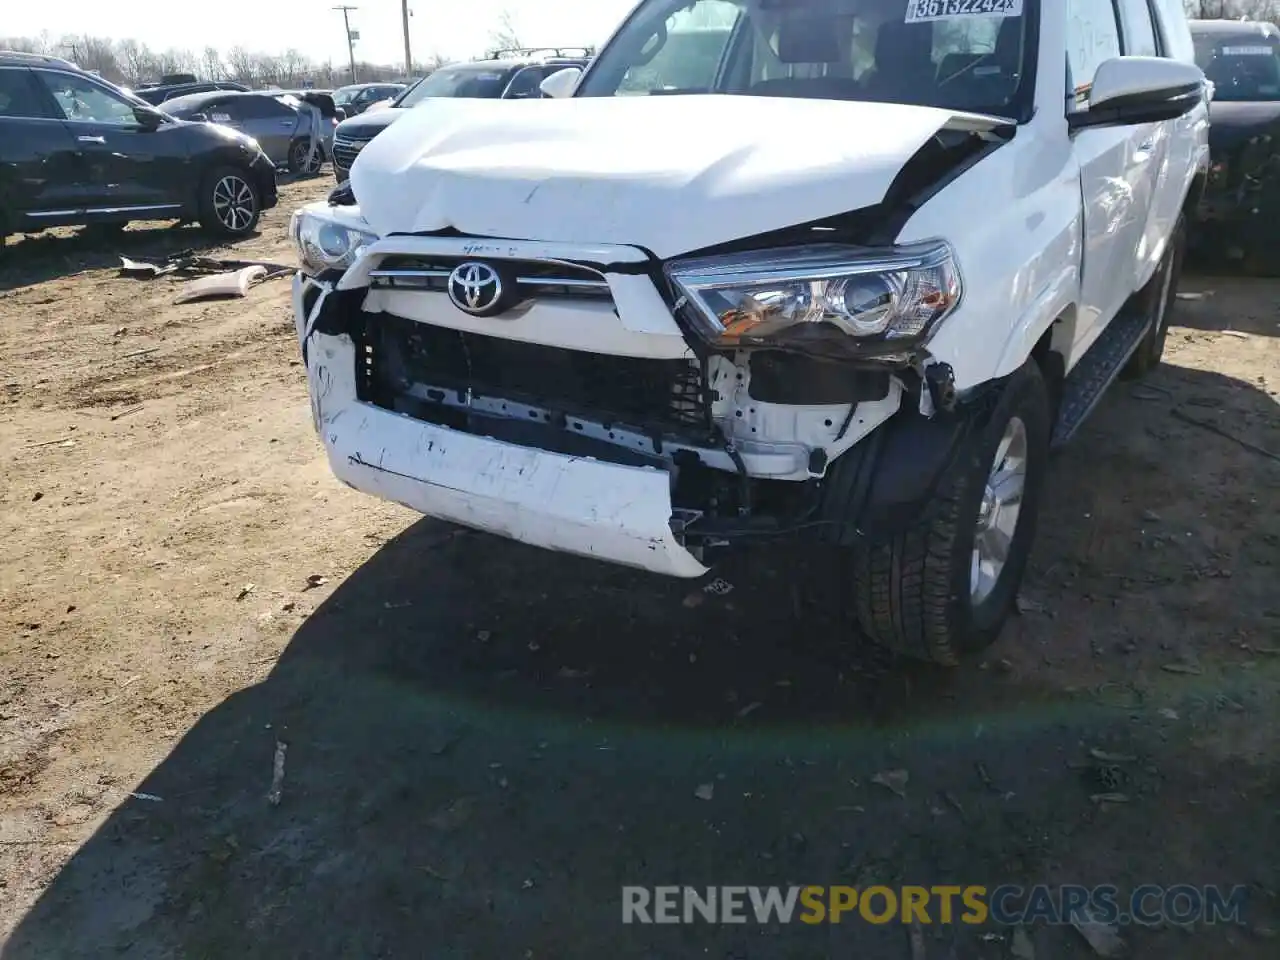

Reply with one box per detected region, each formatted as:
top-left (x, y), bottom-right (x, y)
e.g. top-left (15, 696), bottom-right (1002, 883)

top-left (289, 0), bottom-right (1209, 664)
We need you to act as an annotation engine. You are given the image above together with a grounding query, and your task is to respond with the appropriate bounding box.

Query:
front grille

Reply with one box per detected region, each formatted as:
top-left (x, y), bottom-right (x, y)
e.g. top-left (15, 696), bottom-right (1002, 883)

top-left (369, 254), bottom-right (611, 302)
top-left (358, 313), bottom-right (714, 439)
top-left (331, 135), bottom-right (368, 171)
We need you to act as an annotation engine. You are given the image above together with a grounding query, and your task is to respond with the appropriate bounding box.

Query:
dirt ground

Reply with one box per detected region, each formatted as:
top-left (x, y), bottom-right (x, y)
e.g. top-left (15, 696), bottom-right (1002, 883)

top-left (1, 177), bottom-right (1278, 959)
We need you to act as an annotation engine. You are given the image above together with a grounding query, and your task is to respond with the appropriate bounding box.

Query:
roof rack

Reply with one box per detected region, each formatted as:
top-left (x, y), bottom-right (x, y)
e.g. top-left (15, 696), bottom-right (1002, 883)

top-left (481, 46), bottom-right (594, 61)
top-left (0, 50), bottom-right (77, 69)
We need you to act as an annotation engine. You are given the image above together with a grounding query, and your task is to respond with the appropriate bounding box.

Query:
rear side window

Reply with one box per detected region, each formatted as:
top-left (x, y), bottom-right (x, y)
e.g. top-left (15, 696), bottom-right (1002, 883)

top-left (0, 68), bottom-right (53, 119)
top-left (1066, 0), bottom-right (1122, 105)
top-left (1116, 0), bottom-right (1159, 57)
top-left (235, 95), bottom-right (295, 119)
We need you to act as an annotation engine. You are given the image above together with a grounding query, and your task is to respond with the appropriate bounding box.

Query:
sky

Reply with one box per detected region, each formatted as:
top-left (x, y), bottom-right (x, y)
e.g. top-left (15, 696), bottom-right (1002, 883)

top-left (4, 0), bottom-right (640, 67)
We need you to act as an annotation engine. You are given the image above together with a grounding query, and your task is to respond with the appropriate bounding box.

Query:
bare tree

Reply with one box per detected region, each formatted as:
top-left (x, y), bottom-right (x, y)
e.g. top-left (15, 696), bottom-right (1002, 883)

top-left (489, 9), bottom-right (523, 53)
top-left (200, 46), bottom-right (224, 81)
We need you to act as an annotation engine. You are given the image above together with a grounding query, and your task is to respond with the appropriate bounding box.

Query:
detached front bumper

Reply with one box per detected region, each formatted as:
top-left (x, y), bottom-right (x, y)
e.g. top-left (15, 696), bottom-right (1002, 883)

top-left (294, 274), bottom-right (708, 578)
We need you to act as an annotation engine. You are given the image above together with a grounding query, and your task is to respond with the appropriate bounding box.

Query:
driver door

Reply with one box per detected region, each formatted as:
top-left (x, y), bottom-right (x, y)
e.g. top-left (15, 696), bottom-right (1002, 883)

top-left (31, 68), bottom-right (186, 214)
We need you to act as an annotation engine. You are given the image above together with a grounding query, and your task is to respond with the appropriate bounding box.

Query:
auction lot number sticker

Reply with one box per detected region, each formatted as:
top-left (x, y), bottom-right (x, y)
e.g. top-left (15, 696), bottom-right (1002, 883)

top-left (906, 0), bottom-right (1023, 22)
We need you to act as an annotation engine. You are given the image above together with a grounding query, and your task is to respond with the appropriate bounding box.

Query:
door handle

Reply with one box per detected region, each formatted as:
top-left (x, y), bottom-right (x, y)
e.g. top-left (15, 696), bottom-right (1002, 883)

top-left (77, 135), bottom-right (106, 144)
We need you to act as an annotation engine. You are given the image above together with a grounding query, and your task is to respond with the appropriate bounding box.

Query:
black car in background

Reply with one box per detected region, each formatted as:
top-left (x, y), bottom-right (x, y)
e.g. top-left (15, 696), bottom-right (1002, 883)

top-left (1190, 19), bottom-right (1280, 259)
top-left (332, 82), bottom-right (407, 118)
top-left (0, 51), bottom-right (278, 245)
top-left (330, 51), bottom-right (591, 182)
top-left (133, 80), bottom-right (251, 105)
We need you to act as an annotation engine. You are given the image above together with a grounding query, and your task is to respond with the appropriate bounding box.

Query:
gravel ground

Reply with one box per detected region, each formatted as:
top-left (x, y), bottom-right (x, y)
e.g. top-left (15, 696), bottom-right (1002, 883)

top-left (1, 176), bottom-right (1278, 958)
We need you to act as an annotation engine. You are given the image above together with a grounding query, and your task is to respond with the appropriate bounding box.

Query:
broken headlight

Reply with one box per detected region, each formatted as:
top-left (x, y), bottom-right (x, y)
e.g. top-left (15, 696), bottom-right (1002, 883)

top-left (289, 208), bottom-right (378, 275)
top-left (666, 241), bottom-right (961, 359)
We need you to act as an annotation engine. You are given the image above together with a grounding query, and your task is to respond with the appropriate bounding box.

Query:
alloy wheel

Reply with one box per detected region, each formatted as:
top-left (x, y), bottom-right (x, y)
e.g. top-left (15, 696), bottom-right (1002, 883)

top-left (212, 175), bottom-right (256, 233)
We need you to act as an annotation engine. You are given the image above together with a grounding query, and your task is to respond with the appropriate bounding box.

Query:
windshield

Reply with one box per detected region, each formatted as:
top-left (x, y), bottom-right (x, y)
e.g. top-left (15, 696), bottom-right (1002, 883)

top-left (578, 0), bottom-right (1035, 119)
top-left (396, 65), bottom-right (513, 106)
top-left (1193, 33), bottom-right (1280, 101)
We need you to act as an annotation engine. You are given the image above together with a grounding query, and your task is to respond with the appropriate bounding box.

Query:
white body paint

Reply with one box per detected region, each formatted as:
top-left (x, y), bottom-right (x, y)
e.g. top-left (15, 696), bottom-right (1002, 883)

top-left (292, 0), bottom-right (1208, 576)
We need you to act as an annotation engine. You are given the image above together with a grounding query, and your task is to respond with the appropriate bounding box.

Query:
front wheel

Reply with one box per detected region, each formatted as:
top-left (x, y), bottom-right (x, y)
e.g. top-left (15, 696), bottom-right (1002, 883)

top-left (849, 360), bottom-right (1051, 665)
top-left (197, 166), bottom-right (261, 237)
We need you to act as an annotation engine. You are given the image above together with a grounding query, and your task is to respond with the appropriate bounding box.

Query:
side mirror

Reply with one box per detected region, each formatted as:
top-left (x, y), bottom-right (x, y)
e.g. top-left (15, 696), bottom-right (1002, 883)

top-left (1069, 56), bottom-right (1204, 132)
top-left (539, 66), bottom-right (583, 99)
top-left (334, 107), bottom-right (348, 120)
top-left (133, 105), bottom-right (164, 129)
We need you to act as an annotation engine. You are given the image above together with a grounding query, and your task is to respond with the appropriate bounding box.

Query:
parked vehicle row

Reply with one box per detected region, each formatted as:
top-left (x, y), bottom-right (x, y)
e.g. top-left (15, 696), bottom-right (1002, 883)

top-left (331, 51), bottom-right (593, 182)
top-left (0, 51), bottom-right (277, 244)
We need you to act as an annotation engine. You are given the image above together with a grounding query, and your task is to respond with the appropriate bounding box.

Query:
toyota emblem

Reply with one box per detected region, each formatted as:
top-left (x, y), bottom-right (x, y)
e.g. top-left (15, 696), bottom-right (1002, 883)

top-left (447, 261), bottom-right (504, 316)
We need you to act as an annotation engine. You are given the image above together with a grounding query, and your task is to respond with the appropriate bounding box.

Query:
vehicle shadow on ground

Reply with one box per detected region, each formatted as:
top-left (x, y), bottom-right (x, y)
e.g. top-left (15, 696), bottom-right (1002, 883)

top-left (5, 365), bottom-right (1278, 959)
top-left (0, 224), bottom-right (245, 294)
top-left (1176, 270), bottom-right (1280, 338)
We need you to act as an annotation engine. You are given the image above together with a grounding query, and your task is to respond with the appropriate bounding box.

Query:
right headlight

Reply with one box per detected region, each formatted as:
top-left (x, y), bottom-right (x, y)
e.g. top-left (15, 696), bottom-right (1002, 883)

top-left (289, 208), bottom-right (378, 275)
top-left (666, 240), bottom-right (961, 360)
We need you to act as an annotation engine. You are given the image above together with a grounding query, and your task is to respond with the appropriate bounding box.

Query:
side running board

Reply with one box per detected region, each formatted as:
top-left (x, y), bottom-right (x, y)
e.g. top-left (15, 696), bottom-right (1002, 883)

top-left (1051, 309), bottom-right (1152, 448)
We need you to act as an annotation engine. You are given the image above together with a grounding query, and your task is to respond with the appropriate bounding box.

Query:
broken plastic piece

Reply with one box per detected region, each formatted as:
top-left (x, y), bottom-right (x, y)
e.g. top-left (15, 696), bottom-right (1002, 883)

top-left (174, 265), bottom-right (269, 303)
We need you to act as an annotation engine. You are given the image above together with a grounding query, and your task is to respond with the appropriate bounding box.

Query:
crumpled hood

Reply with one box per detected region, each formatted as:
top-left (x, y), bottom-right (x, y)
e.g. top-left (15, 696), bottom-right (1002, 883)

top-left (349, 95), bottom-right (978, 259)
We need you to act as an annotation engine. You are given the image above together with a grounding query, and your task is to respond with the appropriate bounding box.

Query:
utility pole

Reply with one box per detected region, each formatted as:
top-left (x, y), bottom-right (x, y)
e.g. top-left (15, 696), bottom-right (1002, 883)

top-left (401, 0), bottom-right (413, 76)
top-left (333, 5), bottom-right (359, 84)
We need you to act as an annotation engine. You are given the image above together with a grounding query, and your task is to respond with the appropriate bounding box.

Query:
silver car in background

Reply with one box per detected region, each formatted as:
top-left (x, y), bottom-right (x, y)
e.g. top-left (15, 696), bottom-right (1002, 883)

top-left (162, 91), bottom-right (330, 173)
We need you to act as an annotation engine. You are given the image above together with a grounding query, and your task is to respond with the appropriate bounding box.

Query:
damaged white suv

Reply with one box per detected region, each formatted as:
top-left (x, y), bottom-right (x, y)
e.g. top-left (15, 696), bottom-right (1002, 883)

top-left (289, 0), bottom-right (1208, 664)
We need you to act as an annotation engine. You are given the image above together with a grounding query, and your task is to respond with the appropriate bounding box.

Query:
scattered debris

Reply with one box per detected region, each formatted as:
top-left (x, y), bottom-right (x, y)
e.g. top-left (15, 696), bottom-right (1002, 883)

top-left (736, 701), bottom-right (763, 719)
top-left (174, 265), bottom-right (270, 304)
top-left (1088, 748), bottom-right (1137, 764)
top-left (235, 583), bottom-right (256, 601)
top-left (1175, 291), bottom-right (1208, 301)
top-left (1015, 595), bottom-right (1049, 615)
top-left (428, 798), bottom-right (473, 832)
top-left (1161, 662), bottom-right (1202, 676)
top-left (871, 769), bottom-right (909, 799)
top-left (682, 591), bottom-right (704, 609)
top-left (128, 792), bottom-right (163, 803)
top-left (302, 574), bottom-right (328, 590)
top-left (1071, 906), bottom-right (1127, 957)
top-left (703, 578), bottom-right (734, 596)
top-left (1171, 408), bottom-right (1280, 463)
top-left (109, 404), bottom-right (145, 421)
top-left (1218, 330), bottom-right (1249, 339)
top-left (1010, 926), bottom-right (1036, 960)
top-left (907, 920), bottom-right (927, 960)
top-left (694, 783), bottom-right (715, 801)
top-left (266, 741), bottom-right (288, 806)
top-left (522, 878), bottom-right (535, 890)
top-left (281, 601), bottom-right (296, 612)
top-left (119, 252), bottom-right (293, 281)
top-left (476, 630), bottom-right (491, 643)
top-left (26, 436), bottom-right (76, 448)
top-left (556, 667), bottom-right (592, 680)
top-left (1090, 792), bottom-right (1131, 806)
top-left (1158, 708), bottom-right (1180, 721)
top-left (117, 347), bottom-right (160, 361)
top-left (31, 492), bottom-right (43, 502)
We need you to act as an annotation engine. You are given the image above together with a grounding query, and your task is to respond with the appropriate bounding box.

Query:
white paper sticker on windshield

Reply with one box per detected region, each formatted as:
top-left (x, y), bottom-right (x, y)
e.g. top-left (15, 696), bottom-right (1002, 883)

top-left (1221, 45), bottom-right (1274, 56)
top-left (905, 0), bottom-right (1023, 22)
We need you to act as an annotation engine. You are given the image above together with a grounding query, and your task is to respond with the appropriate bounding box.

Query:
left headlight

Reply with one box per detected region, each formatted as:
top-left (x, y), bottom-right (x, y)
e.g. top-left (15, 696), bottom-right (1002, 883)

top-left (289, 210), bottom-right (378, 275)
top-left (666, 241), bottom-right (961, 360)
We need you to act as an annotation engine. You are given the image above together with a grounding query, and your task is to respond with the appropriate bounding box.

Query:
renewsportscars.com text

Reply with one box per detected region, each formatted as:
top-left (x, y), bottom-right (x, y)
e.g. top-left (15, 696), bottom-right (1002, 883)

top-left (622, 884), bottom-right (1247, 926)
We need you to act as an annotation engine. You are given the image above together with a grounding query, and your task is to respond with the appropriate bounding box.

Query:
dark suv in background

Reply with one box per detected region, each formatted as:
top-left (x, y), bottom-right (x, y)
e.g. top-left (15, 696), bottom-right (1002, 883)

top-left (331, 48), bottom-right (593, 182)
top-left (0, 51), bottom-right (278, 246)
top-left (1190, 19), bottom-right (1280, 259)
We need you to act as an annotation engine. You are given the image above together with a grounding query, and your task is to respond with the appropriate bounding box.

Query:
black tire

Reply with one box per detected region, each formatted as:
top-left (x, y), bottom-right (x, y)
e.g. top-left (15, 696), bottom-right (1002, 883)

top-left (1123, 217), bottom-right (1185, 379)
top-left (849, 360), bottom-right (1051, 665)
top-left (288, 139), bottom-right (324, 175)
top-left (197, 166), bottom-right (261, 237)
